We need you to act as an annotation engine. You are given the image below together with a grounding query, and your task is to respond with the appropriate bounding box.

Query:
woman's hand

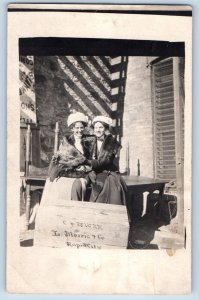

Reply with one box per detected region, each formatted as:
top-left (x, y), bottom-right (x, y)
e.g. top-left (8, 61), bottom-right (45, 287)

top-left (84, 165), bottom-right (92, 172)
top-left (75, 166), bottom-right (86, 172)
top-left (76, 165), bottom-right (92, 172)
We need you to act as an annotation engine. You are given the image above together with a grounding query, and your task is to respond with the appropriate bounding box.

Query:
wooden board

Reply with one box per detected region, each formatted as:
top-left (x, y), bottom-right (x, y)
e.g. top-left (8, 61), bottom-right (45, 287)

top-left (34, 201), bottom-right (129, 249)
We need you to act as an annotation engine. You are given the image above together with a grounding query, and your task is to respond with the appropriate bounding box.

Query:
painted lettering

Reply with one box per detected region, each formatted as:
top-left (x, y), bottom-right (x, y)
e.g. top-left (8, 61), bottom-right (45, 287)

top-left (98, 234), bottom-right (104, 240)
top-left (52, 230), bottom-right (61, 236)
top-left (20, 117), bottom-right (33, 123)
top-left (66, 241), bottom-right (101, 249)
top-left (19, 56), bottom-right (33, 65)
top-left (21, 102), bottom-right (35, 111)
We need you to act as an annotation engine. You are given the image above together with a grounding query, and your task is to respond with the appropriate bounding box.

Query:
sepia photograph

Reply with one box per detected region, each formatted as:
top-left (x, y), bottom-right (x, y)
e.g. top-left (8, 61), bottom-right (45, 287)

top-left (19, 38), bottom-right (185, 250)
top-left (7, 4), bottom-right (192, 294)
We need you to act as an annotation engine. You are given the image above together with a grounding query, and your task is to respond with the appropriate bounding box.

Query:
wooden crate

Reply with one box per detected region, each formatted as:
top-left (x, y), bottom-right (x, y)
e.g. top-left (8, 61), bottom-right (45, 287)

top-left (34, 201), bottom-right (129, 249)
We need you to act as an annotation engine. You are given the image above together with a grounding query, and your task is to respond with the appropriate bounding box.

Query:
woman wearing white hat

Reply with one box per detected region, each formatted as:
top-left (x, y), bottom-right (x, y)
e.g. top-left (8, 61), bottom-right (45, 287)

top-left (40, 112), bottom-right (95, 206)
top-left (86, 115), bottom-right (127, 205)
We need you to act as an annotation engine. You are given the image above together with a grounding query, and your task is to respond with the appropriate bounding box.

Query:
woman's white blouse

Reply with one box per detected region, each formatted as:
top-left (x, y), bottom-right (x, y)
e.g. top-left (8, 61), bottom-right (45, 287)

top-left (74, 137), bottom-right (84, 154)
top-left (97, 140), bottom-right (103, 154)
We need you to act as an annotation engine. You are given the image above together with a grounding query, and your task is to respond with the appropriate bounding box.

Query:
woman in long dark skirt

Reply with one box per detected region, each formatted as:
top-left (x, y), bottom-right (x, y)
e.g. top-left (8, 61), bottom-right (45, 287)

top-left (87, 116), bottom-right (127, 205)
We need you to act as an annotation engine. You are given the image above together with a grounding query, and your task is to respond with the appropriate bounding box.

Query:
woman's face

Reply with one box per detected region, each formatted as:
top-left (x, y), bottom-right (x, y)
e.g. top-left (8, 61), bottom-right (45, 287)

top-left (72, 122), bottom-right (85, 138)
top-left (94, 122), bottom-right (106, 139)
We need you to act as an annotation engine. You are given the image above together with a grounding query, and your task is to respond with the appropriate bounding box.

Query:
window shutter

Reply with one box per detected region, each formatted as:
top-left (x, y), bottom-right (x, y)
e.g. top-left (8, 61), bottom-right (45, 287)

top-left (153, 58), bottom-right (176, 183)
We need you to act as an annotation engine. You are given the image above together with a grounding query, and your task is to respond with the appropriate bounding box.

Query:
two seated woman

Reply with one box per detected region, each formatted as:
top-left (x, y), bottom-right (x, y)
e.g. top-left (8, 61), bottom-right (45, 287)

top-left (41, 112), bottom-right (127, 206)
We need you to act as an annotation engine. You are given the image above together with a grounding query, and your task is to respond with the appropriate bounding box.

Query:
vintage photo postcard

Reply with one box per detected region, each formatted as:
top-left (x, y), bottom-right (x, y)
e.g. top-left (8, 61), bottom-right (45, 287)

top-left (7, 3), bottom-right (192, 294)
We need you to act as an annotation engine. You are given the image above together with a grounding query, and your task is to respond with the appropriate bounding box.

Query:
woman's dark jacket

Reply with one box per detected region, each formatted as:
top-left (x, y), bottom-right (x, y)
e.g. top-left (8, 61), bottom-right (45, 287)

top-left (88, 134), bottom-right (122, 173)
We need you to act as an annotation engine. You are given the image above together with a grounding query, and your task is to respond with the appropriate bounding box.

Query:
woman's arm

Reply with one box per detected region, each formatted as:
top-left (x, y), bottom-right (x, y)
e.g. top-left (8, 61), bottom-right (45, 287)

top-left (87, 147), bottom-right (121, 172)
top-left (88, 153), bottom-right (115, 171)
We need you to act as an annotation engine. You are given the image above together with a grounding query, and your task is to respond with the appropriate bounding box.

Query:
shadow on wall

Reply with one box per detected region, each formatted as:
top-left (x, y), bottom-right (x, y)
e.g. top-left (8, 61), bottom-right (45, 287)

top-left (110, 56), bottom-right (128, 143)
top-left (34, 55), bottom-right (128, 165)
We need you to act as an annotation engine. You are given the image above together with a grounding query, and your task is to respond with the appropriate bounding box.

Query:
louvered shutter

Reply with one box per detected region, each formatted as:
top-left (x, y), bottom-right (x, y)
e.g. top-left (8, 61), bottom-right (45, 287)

top-left (153, 58), bottom-right (176, 183)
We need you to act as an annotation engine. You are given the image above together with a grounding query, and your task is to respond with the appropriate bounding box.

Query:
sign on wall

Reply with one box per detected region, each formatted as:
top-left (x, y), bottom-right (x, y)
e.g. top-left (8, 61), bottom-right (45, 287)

top-left (19, 55), bottom-right (36, 124)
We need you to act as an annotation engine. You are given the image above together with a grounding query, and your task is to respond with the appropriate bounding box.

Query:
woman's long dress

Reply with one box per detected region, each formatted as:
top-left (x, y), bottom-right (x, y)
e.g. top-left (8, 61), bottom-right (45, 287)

top-left (40, 135), bottom-right (92, 207)
top-left (40, 177), bottom-right (78, 207)
top-left (89, 134), bottom-right (127, 205)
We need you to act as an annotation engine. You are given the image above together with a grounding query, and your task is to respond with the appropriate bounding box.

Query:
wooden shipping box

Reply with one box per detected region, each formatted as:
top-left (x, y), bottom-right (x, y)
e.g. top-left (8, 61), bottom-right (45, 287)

top-left (34, 201), bottom-right (129, 249)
